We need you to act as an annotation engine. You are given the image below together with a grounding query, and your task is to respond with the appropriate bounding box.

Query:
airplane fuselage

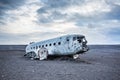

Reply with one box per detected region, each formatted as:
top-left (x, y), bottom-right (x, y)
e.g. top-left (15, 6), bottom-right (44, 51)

top-left (25, 34), bottom-right (89, 60)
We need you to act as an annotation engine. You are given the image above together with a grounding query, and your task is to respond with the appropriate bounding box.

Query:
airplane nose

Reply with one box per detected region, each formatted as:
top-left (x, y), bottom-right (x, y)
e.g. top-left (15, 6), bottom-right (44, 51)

top-left (81, 40), bottom-right (89, 52)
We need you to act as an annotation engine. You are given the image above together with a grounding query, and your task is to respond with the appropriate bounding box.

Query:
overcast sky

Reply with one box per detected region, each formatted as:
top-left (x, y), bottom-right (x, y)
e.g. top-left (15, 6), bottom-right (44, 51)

top-left (0, 0), bottom-right (120, 44)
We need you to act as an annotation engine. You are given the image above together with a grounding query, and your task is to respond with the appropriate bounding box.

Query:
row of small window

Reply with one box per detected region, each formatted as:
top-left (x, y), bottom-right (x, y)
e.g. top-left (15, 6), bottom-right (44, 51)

top-left (31, 42), bottom-right (61, 49)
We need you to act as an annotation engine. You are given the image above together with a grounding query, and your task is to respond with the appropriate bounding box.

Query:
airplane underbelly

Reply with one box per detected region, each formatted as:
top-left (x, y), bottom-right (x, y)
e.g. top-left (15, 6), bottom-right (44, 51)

top-left (49, 45), bottom-right (72, 55)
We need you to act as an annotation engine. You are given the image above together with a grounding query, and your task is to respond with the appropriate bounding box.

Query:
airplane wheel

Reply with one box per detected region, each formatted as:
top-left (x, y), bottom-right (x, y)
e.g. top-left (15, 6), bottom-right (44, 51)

top-left (38, 48), bottom-right (48, 60)
top-left (73, 54), bottom-right (80, 59)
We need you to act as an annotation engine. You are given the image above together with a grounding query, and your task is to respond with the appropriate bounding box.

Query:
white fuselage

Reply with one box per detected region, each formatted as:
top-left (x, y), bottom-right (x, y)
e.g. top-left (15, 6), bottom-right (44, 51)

top-left (25, 34), bottom-right (88, 58)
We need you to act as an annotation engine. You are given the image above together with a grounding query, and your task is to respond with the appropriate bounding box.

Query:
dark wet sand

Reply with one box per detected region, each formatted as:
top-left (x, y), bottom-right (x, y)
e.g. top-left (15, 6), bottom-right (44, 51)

top-left (0, 45), bottom-right (120, 80)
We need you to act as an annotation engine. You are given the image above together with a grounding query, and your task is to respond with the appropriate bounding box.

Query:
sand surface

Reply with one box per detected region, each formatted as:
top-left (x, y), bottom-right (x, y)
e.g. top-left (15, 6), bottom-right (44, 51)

top-left (0, 45), bottom-right (120, 80)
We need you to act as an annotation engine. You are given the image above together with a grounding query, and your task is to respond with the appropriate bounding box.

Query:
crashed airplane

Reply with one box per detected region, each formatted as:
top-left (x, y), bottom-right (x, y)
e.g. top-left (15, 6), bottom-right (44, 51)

top-left (25, 34), bottom-right (89, 60)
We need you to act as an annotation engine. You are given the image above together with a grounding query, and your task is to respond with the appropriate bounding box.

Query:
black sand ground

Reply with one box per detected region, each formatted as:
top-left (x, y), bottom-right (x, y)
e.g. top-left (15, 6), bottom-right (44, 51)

top-left (0, 45), bottom-right (120, 80)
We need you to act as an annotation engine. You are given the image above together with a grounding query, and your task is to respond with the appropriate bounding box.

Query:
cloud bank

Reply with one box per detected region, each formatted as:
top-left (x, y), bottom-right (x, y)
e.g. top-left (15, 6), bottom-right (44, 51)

top-left (0, 0), bottom-right (120, 44)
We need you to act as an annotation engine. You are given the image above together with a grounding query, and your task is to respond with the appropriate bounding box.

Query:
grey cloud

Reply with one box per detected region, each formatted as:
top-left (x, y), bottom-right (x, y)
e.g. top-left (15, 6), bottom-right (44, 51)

top-left (68, 12), bottom-right (104, 27)
top-left (50, 11), bottom-right (67, 20)
top-left (37, 7), bottom-right (48, 14)
top-left (37, 0), bottom-right (85, 23)
top-left (38, 0), bottom-right (85, 14)
top-left (73, 4), bottom-right (120, 28)
top-left (37, 15), bottom-right (52, 23)
top-left (0, 0), bottom-right (25, 25)
top-left (37, 0), bottom-right (120, 27)
top-left (41, 0), bottom-right (85, 9)
top-left (37, 10), bottom-right (67, 23)
top-left (0, 0), bottom-right (25, 10)
top-left (104, 4), bottom-right (120, 20)
top-left (42, 0), bottom-right (68, 8)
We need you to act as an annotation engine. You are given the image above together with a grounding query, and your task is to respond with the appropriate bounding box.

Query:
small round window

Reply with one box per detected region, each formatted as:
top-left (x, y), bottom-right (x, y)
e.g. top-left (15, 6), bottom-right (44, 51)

top-left (58, 42), bottom-right (61, 45)
top-left (49, 43), bottom-right (51, 46)
top-left (53, 43), bottom-right (56, 45)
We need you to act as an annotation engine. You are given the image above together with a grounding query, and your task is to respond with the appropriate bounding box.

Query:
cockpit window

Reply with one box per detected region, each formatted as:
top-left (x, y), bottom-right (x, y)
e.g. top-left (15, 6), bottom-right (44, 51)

top-left (78, 39), bottom-right (82, 43)
top-left (77, 37), bottom-right (80, 39)
top-left (77, 36), bottom-right (82, 43)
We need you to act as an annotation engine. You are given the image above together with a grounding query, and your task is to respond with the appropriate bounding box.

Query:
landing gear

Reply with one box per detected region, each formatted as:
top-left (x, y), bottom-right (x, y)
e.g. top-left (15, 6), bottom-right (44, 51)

top-left (73, 54), bottom-right (80, 59)
top-left (38, 48), bottom-right (48, 60)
